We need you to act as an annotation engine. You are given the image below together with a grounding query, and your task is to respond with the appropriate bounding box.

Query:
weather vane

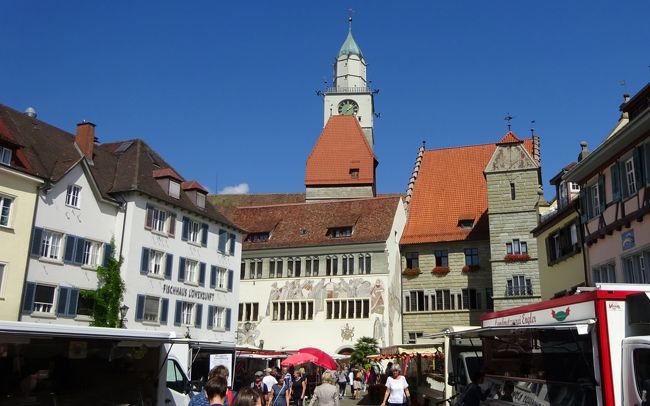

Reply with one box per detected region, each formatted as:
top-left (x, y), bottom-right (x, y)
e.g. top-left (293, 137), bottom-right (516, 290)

top-left (504, 113), bottom-right (514, 132)
top-left (347, 7), bottom-right (355, 27)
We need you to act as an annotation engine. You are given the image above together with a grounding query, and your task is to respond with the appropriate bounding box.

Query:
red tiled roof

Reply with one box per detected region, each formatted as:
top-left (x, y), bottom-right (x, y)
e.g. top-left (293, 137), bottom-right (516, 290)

top-left (497, 131), bottom-right (523, 144)
top-left (305, 115), bottom-right (377, 186)
top-left (230, 196), bottom-right (401, 250)
top-left (182, 180), bottom-right (208, 193)
top-left (401, 138), bottom-right (535, 245)
top-left (153, 167), bottom-right (183, 182)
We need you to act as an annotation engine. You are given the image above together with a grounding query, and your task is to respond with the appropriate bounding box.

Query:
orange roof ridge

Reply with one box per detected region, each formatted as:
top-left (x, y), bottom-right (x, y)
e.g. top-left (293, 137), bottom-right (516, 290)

top-left (237, 195), bottom-right (397, 210)
top-left (497, 131), bottom-right (523, 144)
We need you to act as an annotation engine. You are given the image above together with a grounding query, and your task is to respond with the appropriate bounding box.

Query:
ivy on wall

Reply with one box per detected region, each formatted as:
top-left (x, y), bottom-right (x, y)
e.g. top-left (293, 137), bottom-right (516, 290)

top-left (81, 240), bottom-right (125, 328)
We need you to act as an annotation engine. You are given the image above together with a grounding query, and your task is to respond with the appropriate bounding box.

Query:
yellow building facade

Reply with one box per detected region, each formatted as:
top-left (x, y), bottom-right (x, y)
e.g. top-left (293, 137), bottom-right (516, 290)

top-left (0, 164), bottom-right (42, 320)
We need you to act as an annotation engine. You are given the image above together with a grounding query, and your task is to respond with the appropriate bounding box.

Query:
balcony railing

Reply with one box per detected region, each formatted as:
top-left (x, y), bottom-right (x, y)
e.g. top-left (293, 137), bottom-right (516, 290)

top-left (324, 87), bottom-right (373, 94)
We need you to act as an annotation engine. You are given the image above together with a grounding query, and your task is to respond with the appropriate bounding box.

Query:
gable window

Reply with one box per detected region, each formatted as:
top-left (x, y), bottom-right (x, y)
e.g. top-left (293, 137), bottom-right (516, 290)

top-left (169, 181), bottom-right (181, 199)
top-left (593, 263), bottom-right (616, 283)
top-left (458, 219), bottom-right (474, 229)
top-left (405, 252), bottom-right (419, 269)
top-left (506, 275), bottom-right (533, 296)
top-left (349, 168), bottom-right (359, 179)
top-left (65, 185), bottom-right (81, 208)
top-left (327, 227), bottom-right (352, 238)
top-left (40, 230), bottom-right (63, 260)
top-left (464, 248), bottom-right (479, 266)
top-left (591, 184), bottom-right (601, 216)
top-left (238, 302), bottom-right (259, 322)
top-left (82, 240), bottom-right (103, 268)
top-left (248, 232), bottom-right (270, 243)
top-left (306, 257), bottom-right (319, 276)
top-left (625, 157), bottom-right (638, 196)
top-left (326, 256), bottom-right (338, 276)
top-left (0, 195), bottom-right (13, 227)
top-left (547, 222), bottom-right (580, 264)
top-left (0, 146), bottom-right (11, 166)
top-left (434, 250), bottom-right (448, 267)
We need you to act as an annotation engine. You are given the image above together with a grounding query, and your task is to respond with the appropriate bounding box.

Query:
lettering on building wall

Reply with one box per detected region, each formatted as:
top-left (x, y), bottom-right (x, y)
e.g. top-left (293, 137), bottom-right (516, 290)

top-left (163, 284), bottom-right (215, 301)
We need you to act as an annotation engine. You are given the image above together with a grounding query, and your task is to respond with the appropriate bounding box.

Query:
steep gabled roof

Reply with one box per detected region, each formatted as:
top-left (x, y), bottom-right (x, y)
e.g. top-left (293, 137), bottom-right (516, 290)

top-left (497, 131), bottom-right (523, 144)
top-left (229, 196), bottom-right (401, 250)
top-left (401, 138), bottom-right (535, 245)
top-left (305, 115), bottom-right (376, 186)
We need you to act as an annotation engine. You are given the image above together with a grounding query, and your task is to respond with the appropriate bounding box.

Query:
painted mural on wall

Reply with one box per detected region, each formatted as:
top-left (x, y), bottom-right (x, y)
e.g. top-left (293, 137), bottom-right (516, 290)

top-left (265, 278), bottom-right (386, 316)
top-left (236, 322), bottom-right (260, 346)
top-left (341, 323), bottom-right (355, 341)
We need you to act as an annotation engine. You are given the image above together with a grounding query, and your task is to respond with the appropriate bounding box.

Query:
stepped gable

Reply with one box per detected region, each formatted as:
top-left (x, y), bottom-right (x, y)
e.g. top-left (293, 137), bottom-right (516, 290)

top-left (305, 115), bottom-right (377, 186)
top-left (401, 138), bottom-right (534, 245)
top-left (230, 196), bottom-right (401, 250)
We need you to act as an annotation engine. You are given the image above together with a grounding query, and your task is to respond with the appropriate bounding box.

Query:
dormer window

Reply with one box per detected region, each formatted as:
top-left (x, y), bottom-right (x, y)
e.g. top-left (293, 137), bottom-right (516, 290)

top-left (247, 232), bottom-right (270, 243)
top-left (197, 192), bottom-right (206, 209)
top-left (458, 219), bottom-right (474, 229)
top-left (327, 226), bottom-right (353, 238)
top-left (349, 168), bottom-right (359, 179)
top-left (169, 180), bottom-right (180, 199)
top-left (0, 146), bottom-right (11, 166)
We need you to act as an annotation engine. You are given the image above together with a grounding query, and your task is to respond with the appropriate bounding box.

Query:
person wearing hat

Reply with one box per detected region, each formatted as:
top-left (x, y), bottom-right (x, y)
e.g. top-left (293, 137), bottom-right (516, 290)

top-left (251, 371), bottom-right (269, 406)
top-left (262, 368), bottom-right (278, 405)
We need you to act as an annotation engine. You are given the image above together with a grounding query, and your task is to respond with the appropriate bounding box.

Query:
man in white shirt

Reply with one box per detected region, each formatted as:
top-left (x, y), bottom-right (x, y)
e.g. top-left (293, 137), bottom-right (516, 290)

top-left (262, 368), bottom-right (278, 404)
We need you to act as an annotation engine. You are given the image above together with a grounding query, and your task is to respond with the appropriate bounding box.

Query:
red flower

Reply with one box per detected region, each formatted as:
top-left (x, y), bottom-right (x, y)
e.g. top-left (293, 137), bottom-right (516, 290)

top-left (504, 254), bottom-right (530, 262)
top-left (432, 266), bottom-right (450, 274)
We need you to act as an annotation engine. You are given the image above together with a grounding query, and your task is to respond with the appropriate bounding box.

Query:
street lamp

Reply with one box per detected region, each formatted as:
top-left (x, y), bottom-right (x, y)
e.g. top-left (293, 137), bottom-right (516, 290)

top-left (119, 304), bottom-right (129, 328)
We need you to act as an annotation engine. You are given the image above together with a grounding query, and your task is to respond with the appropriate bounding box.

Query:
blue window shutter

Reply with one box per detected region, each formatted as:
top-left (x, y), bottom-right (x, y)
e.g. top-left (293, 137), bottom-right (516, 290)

top-left (30, 228), bottom-right (43, 257)
top-left (64, 235), bottom-right (77, 263)
top-left (135, 294), bottom-right (145, 321)
top-left (140, 248), bottom-right (150, 274)
top-left (199, 263), bottom-right (206, 287)
top-left (229, 234), bottom-right (236, 255)
top-left (178, 257), bottom-right (186, 282)
top-left (207, 306), bottom-right (214, 329)
top-left (195, 304), bottom-right (203, 328)
top-left (634, 146), bottom-right (645, 188)
top-left (611, 163), bottom-right (621, 202)
top-left (210, 266), bottom-right (217, 289)
top-left (181, 217), bottom-right (189, 241)
top-left (160, 298), bottom-right (169, 325)
top-left (67, 289), bottom-right (79, 317)
top-left (74, 238), bottom-right (85, 264)
top-left (174, 300), bottom-right (182, 326)
top-left (227, 270), bottom-right (234, 292)
top-left (621, 162), bottom-right (630, 198)
top-left (218, 229), bottom-right (227, 253)
top-left (225, 308), bottom-right (232, 331)
top-left (201, 223), bottom-right (209, 247)
top-left (165, 254), bottom-right (173, 280)
top-left (56, 287), bottom-right (69, 316)
top-left (22, 282), bottom-right (36, 313)
top-left (102, 244), bottom-right (112, 268)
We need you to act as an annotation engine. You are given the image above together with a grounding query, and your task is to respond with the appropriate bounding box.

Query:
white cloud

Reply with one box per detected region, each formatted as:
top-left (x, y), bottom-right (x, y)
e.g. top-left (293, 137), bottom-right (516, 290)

top-left (218, 183), bottom-right (250, 195)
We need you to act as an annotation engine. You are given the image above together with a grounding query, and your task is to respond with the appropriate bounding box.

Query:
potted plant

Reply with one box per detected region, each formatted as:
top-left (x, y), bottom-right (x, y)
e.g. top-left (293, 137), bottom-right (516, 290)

top-left (462, 265), bottom-right (481, 272)
top-left (432, 266), bottom-right (450, 274)
top-left (402, 268), bottom-right (421, 277)
top-left (504, 253), bottom-right (530, 262)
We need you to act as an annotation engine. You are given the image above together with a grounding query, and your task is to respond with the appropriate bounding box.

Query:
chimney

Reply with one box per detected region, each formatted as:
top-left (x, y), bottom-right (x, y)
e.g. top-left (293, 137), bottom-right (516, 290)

top-left (75, 121), bottom-right (96, 160)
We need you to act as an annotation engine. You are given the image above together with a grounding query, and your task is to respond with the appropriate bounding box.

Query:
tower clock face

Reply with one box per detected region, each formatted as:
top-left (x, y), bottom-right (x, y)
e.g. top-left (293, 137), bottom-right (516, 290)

top-left (338, 99), bottom-right (359, 116)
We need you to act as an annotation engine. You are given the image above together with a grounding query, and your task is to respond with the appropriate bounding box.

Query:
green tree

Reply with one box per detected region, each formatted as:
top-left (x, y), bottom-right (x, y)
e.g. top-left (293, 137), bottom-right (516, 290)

top-left (350, 336), bottom-right (379, 368)
top-left (81, 241), bottom-right (125, 327)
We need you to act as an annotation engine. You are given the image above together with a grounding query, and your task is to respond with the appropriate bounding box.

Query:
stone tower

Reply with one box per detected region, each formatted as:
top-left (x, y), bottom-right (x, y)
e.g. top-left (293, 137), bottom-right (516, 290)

top-left (484, 132), bottom-right (542, 310)
top-left (323, 17), bottom-right (375, 147)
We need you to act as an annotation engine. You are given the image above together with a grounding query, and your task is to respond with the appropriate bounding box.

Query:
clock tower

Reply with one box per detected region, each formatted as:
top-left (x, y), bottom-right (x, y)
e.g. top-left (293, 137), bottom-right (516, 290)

top-left (323, 18), bottom-right (375, 147)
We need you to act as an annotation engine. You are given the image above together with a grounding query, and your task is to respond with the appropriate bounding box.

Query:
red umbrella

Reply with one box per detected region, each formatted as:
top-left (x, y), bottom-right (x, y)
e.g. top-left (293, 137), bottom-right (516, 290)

top-left (281, 352), bottom-right (318, 367)
top-left (298, 347), bottom-right (338, 370)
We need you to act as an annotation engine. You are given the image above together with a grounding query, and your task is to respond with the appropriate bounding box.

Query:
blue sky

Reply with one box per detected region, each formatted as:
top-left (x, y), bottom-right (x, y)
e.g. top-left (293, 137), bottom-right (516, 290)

top-left (2, 1), bottom-right (649, 199)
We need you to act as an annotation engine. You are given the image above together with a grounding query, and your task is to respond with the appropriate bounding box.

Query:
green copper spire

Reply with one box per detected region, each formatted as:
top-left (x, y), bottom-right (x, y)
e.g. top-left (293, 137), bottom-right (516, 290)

top-left (338, 17), bottom-right (363, 59)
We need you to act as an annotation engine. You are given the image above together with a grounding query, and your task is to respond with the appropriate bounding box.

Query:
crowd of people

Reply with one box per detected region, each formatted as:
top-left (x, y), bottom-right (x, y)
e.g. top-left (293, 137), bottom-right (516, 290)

top-left (191, 362), bottom-right (409, 406)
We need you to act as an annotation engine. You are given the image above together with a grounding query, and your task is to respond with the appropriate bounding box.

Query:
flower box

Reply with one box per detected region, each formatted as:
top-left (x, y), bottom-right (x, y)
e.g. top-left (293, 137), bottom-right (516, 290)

top-left (432, 266), bottom-right (449, 274)
top-left (402, 268), bottom-right (421, 277)
top-left (462, 265), bottom-right (481, 273)
top-left (504, 254), bottom-right (530, 262)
